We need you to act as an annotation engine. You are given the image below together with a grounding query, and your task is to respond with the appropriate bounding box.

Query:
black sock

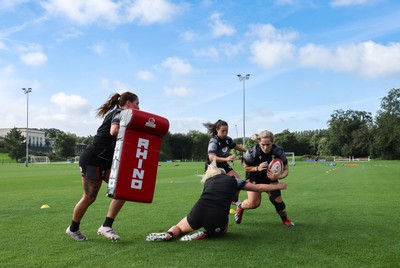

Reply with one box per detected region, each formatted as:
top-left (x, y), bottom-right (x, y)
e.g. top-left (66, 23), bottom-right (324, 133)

top-left (103, 217), bottom-right (114, 228)
top-left (70, 220), bottom-right (80, 232)
top-left (167, 231), bottom-right (174, 237)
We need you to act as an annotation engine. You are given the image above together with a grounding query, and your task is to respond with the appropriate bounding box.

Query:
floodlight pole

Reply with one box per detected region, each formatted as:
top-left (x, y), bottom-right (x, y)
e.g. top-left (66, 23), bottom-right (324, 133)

top-left (237, 74), bottom-right (250, 147)
top-left (22, 87), bottom-right (32, 167)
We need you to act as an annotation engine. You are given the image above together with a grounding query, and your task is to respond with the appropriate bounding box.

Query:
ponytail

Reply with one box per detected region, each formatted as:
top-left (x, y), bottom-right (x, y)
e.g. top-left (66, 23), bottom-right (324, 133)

top-left (203, 119), bottom-right (228, 136)
top-left (96, 92), bottom-right (138, 118)
top-left (96, 93), bottom-right (120, 117)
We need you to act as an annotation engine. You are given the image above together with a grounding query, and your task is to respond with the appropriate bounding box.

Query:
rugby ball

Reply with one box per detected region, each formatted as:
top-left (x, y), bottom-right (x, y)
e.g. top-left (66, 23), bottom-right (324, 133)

top-left (268, 158), bottom-right (284, 174)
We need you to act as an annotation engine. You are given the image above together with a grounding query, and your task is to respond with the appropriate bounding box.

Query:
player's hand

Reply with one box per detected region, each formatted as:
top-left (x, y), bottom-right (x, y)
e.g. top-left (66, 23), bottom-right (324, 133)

top-left (267, 170), bottom-right (279, 180)
top-left (278, 183), bottom-right (287, 190)
top-left (226, 155), bottom-right (235, 162)
top-left (258, 161), bottom-right (268, 171)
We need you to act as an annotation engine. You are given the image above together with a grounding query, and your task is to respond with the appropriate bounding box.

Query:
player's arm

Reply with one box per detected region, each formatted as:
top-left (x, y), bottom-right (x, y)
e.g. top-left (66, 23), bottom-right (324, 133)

top-left (234, 144), bottom-right (247, 152)
top-left (243, 161), bottom-right (269, 172)
top-left (208, 139), bottom-right (233, 162)
top-left (243, 181), bottom-right (287, 192)
top-left (110, 123), bottom-right (120, 137)
top-left (242, 148), bottom-right (267, 172)
top-left (209, 153), bottom-right (235, 163)
top-left (110, 110), bottom-right (122, 137)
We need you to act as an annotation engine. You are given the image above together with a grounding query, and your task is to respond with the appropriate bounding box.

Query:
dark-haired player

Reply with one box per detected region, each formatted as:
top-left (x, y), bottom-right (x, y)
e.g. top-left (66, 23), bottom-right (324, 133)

top-left (203, 119), bottom-right (246, 206)
top-left (66, 92), bottom-right (140, 242)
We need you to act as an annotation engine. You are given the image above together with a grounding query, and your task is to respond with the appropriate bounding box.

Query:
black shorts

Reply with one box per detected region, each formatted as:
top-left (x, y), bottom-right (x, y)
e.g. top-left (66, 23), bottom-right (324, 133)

top-left (79, 144), bottom-right (113, 180)
top-left (187, 202), bottom-right (228, 237)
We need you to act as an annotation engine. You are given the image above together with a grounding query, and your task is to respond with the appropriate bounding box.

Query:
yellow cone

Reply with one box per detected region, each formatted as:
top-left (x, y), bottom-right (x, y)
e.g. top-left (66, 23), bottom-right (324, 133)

top-left (229, 209), bottom-right (236, 214)
top-left (41, 204), bottom-right (50, 209)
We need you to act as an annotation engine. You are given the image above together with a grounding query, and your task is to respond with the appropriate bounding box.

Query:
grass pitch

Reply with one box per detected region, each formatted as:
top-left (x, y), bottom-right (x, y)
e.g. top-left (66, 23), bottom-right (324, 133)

top-left (1, 160), bottom-right (399, 267)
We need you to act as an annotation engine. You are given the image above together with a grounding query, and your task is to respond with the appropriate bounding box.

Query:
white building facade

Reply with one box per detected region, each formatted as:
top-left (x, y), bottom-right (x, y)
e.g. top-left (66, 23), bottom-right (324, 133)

top-left (0, 128), bottom-right (46, 146)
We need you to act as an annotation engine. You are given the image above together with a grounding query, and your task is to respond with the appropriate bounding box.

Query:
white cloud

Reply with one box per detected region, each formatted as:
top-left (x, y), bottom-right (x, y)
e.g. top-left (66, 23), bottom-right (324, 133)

top-left (136, 70), bottom-right (154, 81)
top-left (247, 24), bottom-right (298, 67)
top-left (89, 43), bottom-right (106, 55)
top-left (41, 0), bottom-right (120, 25)
top-left (125, 0), bottom-right (184, 25)
top-left (164, 86), bottom-right (194, 97)
top-left (274, 0), bottom-right (297, 5)
top-left (220, 42), bottom-right (243, 58)
top-left (159, 56), bottom-right (195, 75)
top-left (247, 23), bottom-right (400, 78)
top-left (250, 40), bottom-right (296, 68)
top-left (180, 30), bottom-right (199, 42)
top-left (0, 64), bottom-right (14, 75)
top-left (55, 27), bottom-right (83, 41)
top-left (14, 43), bottom-right (48, 66)
top-left (0, 0), bottom-right (28, 11)
top-left (299, 41), bottom-right (400, 78)
top-left (247, 24), bottom-right (298, 42)
top-left (193, 46), bottom-right (219, 61)
top-left (41, 0), bottom-right (184, 26)
top-left (114, 80), bottom-right (135, 93)
top-left (330, 0), bottom-right (370, 7)
top-left (19, 52), bottom-right (48, 66)
top-left (99, 79), bottom-right (135, 93)
top-left (209, 13), bottom-right (236, 37)
top-left (50, 92), bottom-right (90, 113)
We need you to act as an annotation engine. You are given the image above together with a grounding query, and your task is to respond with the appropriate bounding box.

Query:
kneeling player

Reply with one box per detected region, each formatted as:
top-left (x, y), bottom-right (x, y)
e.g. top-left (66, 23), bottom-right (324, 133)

top-left (146, 159), bottom-right (287, 241)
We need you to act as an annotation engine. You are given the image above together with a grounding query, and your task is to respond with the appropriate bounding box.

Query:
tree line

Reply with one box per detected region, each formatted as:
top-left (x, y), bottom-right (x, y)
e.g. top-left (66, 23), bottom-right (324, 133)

top-left (2, 88), bottom-right (399, 162)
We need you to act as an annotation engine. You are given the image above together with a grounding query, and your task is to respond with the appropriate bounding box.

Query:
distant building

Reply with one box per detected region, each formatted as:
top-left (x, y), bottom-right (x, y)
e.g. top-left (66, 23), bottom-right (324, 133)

top-left (1, 128), bottom-right (87, 155)
top-left (0, 128), bottom-right (46, 146)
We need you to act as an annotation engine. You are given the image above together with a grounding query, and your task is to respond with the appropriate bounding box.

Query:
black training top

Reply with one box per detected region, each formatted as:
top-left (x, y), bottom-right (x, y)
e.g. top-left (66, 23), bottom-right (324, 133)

top-left (93, 108), bottom-right (122, 149)
top-left (197, 174), bottom-right (246, 212)
top-left (243, 143), bottom-right (288, 181)
top-left (207, 135), bottom-right (236, 157)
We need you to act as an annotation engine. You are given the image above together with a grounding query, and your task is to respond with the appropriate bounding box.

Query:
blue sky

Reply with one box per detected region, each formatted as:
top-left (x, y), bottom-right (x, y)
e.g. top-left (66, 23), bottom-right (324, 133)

top-left (1, 0), bottom-right (399, 138)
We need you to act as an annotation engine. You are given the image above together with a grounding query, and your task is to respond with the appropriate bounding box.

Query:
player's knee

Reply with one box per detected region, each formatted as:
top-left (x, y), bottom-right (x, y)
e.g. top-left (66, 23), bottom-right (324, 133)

top-left (82, 194), bottom-right (97, 205)
top-left (270, 197), bottom-right (285, 211)
top-left (246, 200), bottom-right (261, 209)
top-left (274, 201), bottom-right (286, 212)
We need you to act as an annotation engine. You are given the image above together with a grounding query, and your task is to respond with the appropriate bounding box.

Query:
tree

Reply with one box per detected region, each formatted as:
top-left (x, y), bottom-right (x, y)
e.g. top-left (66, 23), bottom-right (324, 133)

top-left (317, 137), bottom-right (329, 156)
top-left (186, 130), bottom-right (209, 160)
top-left (275, 130), bottom-right (299, 153)
top-left (170, 133), bottom-right (193, 160)
top-left (373, 88), bottom-right (400, 159)
top-left (4, 128), bottom-right (26, 162)
top-left (54, 132), bottom-right (77, 158)
top-left (327, 109), bottom-right (373, 157)
top-left (78, 135), bottom-right (94, 145)
top-left (159, 131), bottom-right (172, 161)
top-left (307, 130), bottom-right (328, 155)
top-left (42, 128), bottom-right (63, 138)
